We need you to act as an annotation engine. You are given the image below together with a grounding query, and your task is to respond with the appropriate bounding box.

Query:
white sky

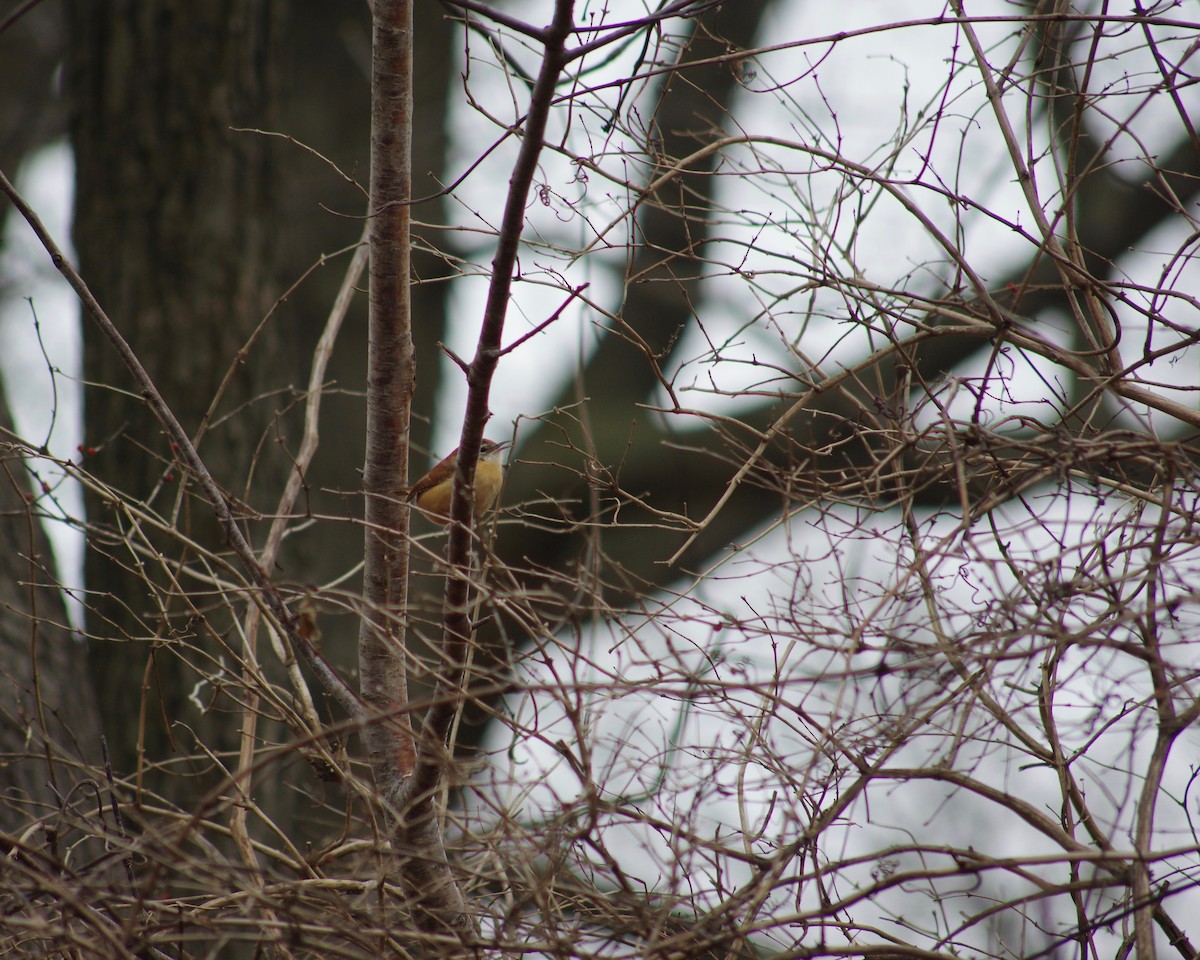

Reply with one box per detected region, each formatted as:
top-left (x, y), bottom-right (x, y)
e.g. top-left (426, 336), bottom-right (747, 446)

top-left (0, 142), bottom-right (83, 599)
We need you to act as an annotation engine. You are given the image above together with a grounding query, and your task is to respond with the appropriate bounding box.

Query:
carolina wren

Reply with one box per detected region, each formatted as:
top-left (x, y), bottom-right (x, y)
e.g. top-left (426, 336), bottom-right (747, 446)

top-left (406, 439), bottom-right (509, 524)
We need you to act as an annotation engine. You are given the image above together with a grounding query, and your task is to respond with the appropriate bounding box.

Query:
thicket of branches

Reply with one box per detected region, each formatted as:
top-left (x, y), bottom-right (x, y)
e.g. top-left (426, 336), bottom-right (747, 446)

top-left (2, 1), bottom-right (1199, 958)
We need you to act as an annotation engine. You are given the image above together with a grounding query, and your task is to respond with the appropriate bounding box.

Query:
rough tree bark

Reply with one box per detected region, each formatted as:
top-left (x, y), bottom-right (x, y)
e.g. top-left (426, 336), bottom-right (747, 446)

top-left (66, 0), bottom-right (286, 798)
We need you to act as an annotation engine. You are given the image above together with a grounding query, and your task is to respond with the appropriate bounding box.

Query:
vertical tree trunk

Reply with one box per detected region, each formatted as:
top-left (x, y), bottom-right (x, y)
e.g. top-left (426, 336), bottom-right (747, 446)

top-left (66, 0), bottom-right (284, 800)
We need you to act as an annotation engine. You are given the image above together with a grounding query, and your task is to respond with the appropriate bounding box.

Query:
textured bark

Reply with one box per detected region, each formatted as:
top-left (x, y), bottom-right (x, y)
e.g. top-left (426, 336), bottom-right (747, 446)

top-left (361, 0), bottom-right (481, 941)
top-left (360, 0), bottom-right (416, 794)
top-left (67, 0), bottom-right (284, 796)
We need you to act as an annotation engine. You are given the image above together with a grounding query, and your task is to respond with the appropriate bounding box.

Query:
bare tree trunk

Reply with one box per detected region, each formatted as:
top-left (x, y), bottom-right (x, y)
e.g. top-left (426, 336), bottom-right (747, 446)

top-left (66, 0), bottom-right (285, 801)
top-left (359, 0), bottom-right (479, 942)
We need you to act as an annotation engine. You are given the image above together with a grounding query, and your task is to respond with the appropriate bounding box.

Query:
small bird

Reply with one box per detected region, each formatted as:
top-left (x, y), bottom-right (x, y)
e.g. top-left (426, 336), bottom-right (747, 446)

top-left (406, 438), bottom-right (510, 524)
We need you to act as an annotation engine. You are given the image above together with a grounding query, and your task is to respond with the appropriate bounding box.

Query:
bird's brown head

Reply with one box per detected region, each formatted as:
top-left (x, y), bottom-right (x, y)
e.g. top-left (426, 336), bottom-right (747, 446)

top-left (479, 438), bottom-right (510, 461)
